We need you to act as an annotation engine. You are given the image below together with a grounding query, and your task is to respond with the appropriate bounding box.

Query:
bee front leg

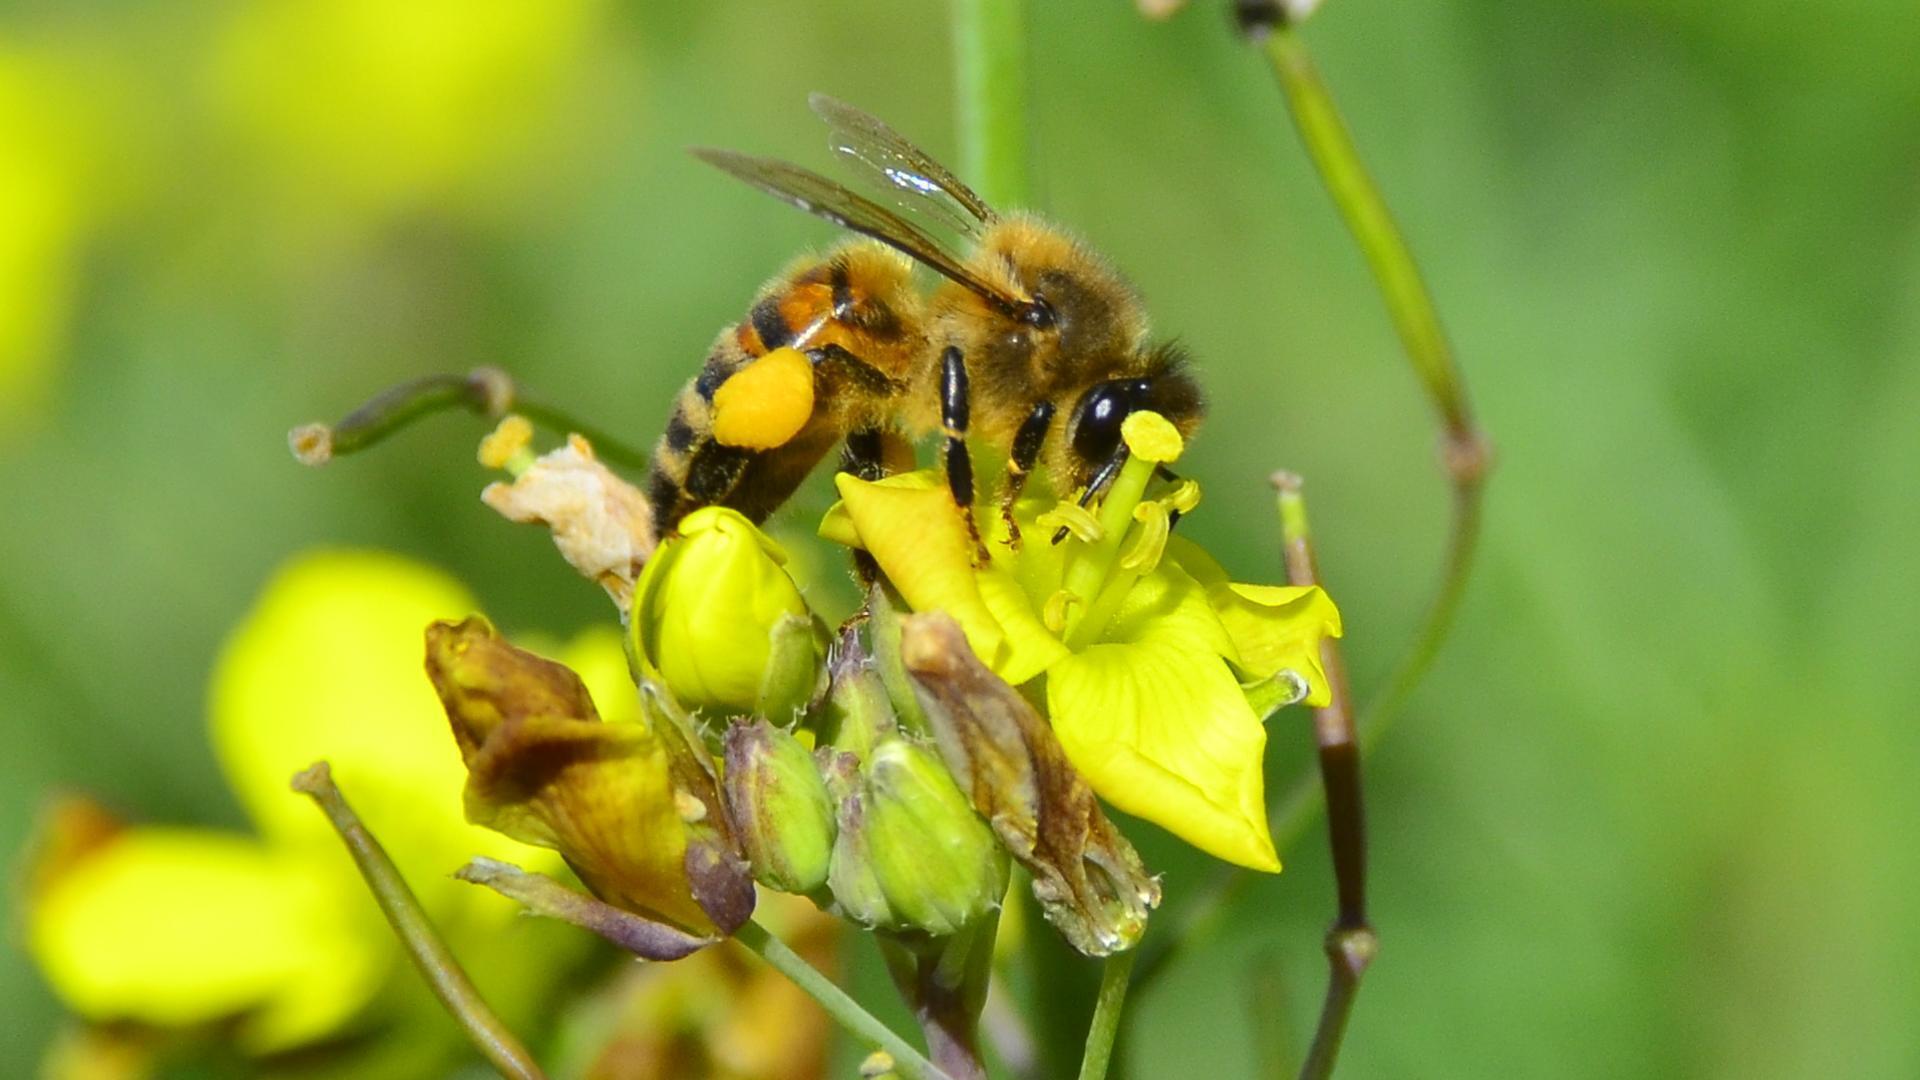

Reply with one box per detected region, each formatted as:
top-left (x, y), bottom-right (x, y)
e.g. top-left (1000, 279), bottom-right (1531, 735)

top-left (1000, 399), bottom-right (1055, 549)
top-left (940, 346), bottom-right (990, 566)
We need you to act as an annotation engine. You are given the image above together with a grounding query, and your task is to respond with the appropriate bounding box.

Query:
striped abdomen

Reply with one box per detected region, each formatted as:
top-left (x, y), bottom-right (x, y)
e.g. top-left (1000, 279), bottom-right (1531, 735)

top-left (648, 240), bottom-right (927, 527)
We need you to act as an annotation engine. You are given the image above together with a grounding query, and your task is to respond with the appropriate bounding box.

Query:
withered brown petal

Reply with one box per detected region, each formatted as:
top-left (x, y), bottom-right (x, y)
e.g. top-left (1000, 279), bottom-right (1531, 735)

top-left (899, 613), bottom-right (1161, 956)
top-left (639, 685), bottom-right (756, 934)
top-left (425, 616), bottom-right (599, 761)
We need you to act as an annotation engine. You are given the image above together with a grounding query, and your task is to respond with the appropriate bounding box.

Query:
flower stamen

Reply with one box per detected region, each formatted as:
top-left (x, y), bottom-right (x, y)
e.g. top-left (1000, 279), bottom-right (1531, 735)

top-left (477, 415), bottom-right (535, 475)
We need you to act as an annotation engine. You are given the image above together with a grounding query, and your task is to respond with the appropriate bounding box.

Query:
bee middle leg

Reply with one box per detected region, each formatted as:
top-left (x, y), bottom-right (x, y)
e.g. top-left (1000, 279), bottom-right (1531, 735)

top-left (999, 399), bottom-right (1055, 548)
top-left (940, 346), bottom-right (990, 565)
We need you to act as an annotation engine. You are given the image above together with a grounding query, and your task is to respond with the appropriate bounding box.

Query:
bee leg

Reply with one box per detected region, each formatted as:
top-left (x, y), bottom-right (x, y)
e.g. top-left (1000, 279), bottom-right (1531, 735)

top-left (940, 346), bottom-right (990, 565)
top-left (808, 343), bottom-right (903, 398)
top-left (677, 442), bottom-right (753, 521)
top-left (840, 429), bottom-right (889, 584)
top-left (999, 400), bottom-right (1055, 548)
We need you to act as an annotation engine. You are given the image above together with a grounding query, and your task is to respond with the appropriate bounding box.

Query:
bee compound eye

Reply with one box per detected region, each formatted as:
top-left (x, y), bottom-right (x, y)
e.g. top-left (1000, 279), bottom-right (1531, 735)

top-left (1070, 382), bottom-right (1133, 464)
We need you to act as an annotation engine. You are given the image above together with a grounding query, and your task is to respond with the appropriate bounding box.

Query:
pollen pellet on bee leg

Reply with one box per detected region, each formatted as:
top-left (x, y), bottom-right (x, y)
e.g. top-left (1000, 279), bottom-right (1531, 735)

top-left (710, 347), bottom-right (815, 450)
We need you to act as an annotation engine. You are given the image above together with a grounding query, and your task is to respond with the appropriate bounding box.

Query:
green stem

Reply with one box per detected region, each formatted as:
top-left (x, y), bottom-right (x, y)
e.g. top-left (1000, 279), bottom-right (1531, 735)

top-left (1075, 950), bottom-right (1137, 1080)
top-left (951, 0), bottom-right (1030, 206)
top-left (291, 763), bottom-right (547, 1080)
top-left (288, 366), bottom-right (651, 472)
top-left (1262, 22), bottom-right (1492, 734)
top-left (733, 920), bottom-right (954, 1080)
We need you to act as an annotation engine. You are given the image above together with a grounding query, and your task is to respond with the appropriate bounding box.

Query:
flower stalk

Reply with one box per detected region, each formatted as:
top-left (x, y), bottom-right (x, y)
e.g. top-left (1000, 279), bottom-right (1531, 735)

top-left (950, 0), bottom-right (1029, 207)
top-left (1273, 473), bottom-right (1376, 1080)
top-left (734, 920), bottom-right (956, 1080)
top-left (1075, 950), bottom-right (1136, 1080)
top-left (290, 762), bottom-right (547, 1080)
top-left (1253, 15), bottom-right (1491, 735)
top-left (288, 366), bottom-right (649, 471)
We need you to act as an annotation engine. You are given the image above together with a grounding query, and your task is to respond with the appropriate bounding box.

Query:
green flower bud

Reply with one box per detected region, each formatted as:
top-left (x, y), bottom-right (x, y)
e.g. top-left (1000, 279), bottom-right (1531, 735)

top-left (861, 737), bottom-right (1008, 937)
top-left (723, 720), bottom-right (835, 894)
top-left (631, 507), bottom-right (817, 715)
top-left (822, 751), bottom-right (896, 928)
top-left (820, 624), bottom-right (897, 759)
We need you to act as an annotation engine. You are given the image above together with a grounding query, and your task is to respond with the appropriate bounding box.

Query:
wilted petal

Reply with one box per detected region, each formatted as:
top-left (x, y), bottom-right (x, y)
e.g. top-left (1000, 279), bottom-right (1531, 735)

top-left (426, 617), bottom-right (713, 933)
top-left (482, 434), bottom-right (656, 611)
top-left (901, 613), bottom-right (1160, 956)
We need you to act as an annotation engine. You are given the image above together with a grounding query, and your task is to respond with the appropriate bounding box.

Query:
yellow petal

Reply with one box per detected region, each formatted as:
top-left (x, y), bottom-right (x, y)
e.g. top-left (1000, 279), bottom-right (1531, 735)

top-left (1047, 641), bottom-right (1279, 872)
top-left (976, 566), bottom-right (1071, 685)
top-left (1167, 536), bottom-right (1344, 707)
top-left (830, 473), bottom-right (1005, 665)
top-left (1209, 584), bottom-right (1343, 708)
top-left (26, 828), bottom-right (384, 1052)
top-left (209, 550), bottom-right (556, 913)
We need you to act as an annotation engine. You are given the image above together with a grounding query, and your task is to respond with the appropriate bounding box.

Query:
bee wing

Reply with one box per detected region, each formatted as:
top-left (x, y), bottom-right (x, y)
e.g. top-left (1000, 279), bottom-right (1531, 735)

top-left (693, 147), bottom-right (1026, 315)
top-left (808, 93), bottom-right (998, 238)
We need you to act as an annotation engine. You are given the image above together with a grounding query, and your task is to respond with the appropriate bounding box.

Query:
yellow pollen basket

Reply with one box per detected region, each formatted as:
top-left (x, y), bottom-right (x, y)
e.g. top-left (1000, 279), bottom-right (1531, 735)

top-left (711, 347), bottom-right (815, 450)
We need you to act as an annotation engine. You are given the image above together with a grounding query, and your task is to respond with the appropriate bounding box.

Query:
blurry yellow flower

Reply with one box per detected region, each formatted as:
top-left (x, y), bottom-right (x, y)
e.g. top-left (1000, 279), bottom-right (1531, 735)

top-left (822, 415), bottom-right (1342, 872)
top-left (208, 0), bottom-right (602, 216)
top-left (632, 506), bottom-right (821, 717)
top-left (26, 549), bottom-right (611, 1053)
top-left (30, 826), bottom-right (378, 1051)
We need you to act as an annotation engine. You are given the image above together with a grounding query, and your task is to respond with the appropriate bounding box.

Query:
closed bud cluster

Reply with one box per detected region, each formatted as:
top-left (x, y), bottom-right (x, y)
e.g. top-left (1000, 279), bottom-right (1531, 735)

top-left (820, 728), bottom-right (1007, 937)
top-left (859, 737), bottom-right (1008, 936)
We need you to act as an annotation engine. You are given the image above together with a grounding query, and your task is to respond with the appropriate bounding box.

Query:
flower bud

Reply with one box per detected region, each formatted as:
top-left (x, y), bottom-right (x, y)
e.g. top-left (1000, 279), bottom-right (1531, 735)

top-left (822, 750), bottom-right (896, 928)
top-left (632, 507), bottom-right (818, 715)
top-left (723, 720), bottom-right (836, 895)
top-left (860, 736), bottom-right (1008, 937)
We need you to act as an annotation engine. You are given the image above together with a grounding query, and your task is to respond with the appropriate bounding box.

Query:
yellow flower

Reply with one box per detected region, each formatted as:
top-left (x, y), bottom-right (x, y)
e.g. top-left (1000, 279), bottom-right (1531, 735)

top-left (632, 506), bottom-right (822, 717)
top-left (821, 415), bottom-right (1342, 873)
top-left (25, 550), bottom-right (603, 1054)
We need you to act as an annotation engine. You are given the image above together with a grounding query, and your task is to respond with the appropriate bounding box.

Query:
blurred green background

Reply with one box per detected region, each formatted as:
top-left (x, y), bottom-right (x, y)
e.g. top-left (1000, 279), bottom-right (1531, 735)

top-left (4, 0), bottom-right (1918, 1076)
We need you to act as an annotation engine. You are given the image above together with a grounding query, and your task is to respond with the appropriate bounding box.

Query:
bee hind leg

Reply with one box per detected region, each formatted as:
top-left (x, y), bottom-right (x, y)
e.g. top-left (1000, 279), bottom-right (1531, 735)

top-left (940, 346), bottom-right (990, 566)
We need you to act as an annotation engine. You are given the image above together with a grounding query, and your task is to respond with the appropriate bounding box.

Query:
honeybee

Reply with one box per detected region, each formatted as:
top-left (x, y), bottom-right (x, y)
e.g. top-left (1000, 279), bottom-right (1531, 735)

top-left (647, 95), bottom-right (1202, 553)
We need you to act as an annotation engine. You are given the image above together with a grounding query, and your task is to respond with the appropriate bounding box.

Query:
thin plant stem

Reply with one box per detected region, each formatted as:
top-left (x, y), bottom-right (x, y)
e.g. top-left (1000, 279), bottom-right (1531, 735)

top-left (951, 0), bottom-right (1030, 206)
top-left (1075, 950), bottom-right (1137, 1080)
top-left (1273, 474), bottom-right (1377, 1080)
top-left (733, 920), bottom-right (955, 1080)
top-left (288, 366), bottom-right (650, 472)
top-left (1258, 19), bottom-right (1493, 733)
top-left (290, 762), bottom-right (547, 1080)
top-left (1134, 5), bottom-right (1491, 998)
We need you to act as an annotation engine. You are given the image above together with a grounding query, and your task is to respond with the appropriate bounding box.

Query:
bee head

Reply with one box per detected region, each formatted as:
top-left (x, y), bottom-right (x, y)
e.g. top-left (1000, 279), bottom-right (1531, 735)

top-left (1065, 343), bottom-right (1205, 478)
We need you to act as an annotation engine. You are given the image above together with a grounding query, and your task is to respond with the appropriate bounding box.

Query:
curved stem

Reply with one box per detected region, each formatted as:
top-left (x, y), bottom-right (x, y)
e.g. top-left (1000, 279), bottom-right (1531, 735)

top-left (734, 920), bottom-right (954, 1080)
top-left (291, 763), bottom-right (547, 1080)
top-left (289, 366), bottom-right (650, 472)
top-left (1259, 21), bottom-right (1493, 732)
top-left (951, 0), bottom-right (1030, 206)
top-left (1075, 951), bottom-right (1137, 1080)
